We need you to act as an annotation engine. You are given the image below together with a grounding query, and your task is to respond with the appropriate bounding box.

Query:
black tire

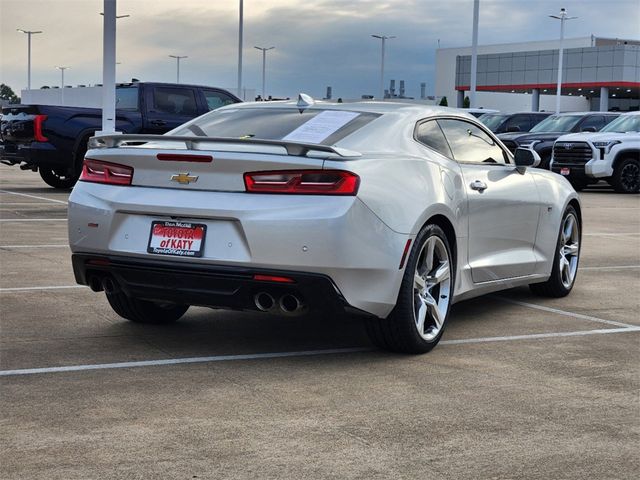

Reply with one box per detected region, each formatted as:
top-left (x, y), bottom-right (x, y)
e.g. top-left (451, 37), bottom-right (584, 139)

top-left (611, 157), bottom-right (640, 194)
top-left (530, 205), bottom-right (581, 298)
top-left (569, 179), bottom-right (588, 191)
top-left (38, 166), bottom-right (79, 189)
top-left (106, 290), bottom-right (189, 324)
top-left (366, 224), bottom-right (454, 354)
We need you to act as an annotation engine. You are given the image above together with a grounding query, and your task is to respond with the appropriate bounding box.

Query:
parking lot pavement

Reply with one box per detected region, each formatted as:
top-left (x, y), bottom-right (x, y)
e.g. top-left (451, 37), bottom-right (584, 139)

top-left (1, 165), bottom-right (638, 479)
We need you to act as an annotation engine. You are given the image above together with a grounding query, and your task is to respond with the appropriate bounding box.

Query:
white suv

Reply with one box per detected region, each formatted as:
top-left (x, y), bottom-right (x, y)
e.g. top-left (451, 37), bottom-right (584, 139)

top-left (551, 112), bottom-right (640, 193)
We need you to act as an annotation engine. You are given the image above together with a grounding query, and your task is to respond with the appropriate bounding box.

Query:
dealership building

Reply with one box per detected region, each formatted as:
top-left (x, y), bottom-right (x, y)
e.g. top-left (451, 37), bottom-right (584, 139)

top-left (436, 36), bottom-right (640, 113)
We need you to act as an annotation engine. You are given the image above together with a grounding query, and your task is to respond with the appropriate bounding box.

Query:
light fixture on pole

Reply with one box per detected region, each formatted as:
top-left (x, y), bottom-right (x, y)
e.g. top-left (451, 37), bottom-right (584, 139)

top-left (55, 66), bottom-right (69, 105)
top-left (549, 8), bottom-right (577, 114)
top-left (254, 46), bottom-right (274, 99)
top-left (371, 34), bottom-right (395, 100)
top-left (17, 29), bottom-right (43, 90)
top-left (169, 55), bottom-right (188, 83)
top-left (238, 0), bottom-right (244, 99)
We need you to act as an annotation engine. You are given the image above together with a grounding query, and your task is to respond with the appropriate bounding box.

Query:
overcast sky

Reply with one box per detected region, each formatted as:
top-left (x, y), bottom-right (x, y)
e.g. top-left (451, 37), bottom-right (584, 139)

top-left (1, 0), bottom-right (639, 99)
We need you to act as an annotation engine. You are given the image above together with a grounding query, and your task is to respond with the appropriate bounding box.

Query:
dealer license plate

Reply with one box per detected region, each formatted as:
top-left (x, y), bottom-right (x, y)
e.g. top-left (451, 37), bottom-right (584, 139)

top-left (147, 221), bottom-right (206, 257)
top-left (560, 168), bottom-right (570, 176)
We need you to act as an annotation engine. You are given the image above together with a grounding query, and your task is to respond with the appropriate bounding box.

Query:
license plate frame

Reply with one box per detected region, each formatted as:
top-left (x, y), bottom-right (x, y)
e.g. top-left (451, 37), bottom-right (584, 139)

top-left (560, 167), bottom-right (571, 176)
top-left (147, 220), bottom-right (206, 257)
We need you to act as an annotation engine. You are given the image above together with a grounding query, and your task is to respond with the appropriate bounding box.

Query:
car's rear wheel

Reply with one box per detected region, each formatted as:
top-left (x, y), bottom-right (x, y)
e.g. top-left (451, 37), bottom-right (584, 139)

top-left (611, 158), bottom-right (640, 194)
top-left (106, 290), bottom-right (189, 324)
top-left (530, 206), bottom-right (580, 297)
top-left (38, 166), bottom-right (79, 189)
top-left (366, 224), bottom-right (453, 354)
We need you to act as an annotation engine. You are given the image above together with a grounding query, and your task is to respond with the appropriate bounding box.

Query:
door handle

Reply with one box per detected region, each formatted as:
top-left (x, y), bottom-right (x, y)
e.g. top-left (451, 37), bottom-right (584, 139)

top-left (150, 120), bottom-right (167, 126)
top-left (470, 180), bottom-right (488, 192)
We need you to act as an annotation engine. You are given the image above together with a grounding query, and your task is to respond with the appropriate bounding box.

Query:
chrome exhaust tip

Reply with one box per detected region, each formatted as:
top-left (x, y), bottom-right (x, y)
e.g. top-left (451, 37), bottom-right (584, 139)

top-left (101, 276), bottom-right (117, 295)
top-left (254, 292), bottom-right (276, 312)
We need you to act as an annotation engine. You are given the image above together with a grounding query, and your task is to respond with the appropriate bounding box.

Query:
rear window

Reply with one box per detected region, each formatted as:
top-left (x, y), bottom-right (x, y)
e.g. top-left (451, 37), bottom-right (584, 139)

top-left (115, 86), bottom-right (138, 110)
top-left (171, 108), bottom-right (380, 145)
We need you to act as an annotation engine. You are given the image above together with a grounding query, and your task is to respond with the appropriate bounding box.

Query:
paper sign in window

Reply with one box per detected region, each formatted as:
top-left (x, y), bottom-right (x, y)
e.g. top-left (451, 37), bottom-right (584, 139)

top-left (282, 110), bottom-right (360, 144)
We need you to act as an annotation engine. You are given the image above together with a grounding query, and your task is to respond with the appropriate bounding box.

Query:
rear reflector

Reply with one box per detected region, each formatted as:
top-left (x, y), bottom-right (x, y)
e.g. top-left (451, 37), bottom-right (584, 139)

top-left (157, 153), bottom-right (213, 163)
top-left (80, 158), bottom-right (133, 186)
top-left (253, 274), bottom-right (296, 284)
top-left (244, 170), bottom-right (359, 195)
top-left (399, 239), bottom-right (412, 269)
top-left (34, 114), bottom-right (48, 142)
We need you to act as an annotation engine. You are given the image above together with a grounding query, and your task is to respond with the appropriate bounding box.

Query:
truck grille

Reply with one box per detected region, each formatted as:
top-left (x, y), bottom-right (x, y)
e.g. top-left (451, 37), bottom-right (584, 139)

top-left (501, 140), bottom-right (517, 153)
top-left (553, 142), bottom-right (593, 165)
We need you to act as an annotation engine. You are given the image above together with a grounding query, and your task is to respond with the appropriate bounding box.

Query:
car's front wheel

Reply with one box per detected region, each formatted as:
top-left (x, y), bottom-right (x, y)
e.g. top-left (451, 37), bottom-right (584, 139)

top-left (106, 290), bottom-right (189, 324)
top-left (530, 206), bottom-right (581, 297)
top-left (366, 224), bottom-right (453, 354)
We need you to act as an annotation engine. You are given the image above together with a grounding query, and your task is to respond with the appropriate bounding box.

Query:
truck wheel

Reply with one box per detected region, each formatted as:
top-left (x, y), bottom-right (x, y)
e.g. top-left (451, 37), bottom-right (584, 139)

top-left (39, 167), bottom-right (80, 189)
top-left (611, 158), bottom-right (640, 194)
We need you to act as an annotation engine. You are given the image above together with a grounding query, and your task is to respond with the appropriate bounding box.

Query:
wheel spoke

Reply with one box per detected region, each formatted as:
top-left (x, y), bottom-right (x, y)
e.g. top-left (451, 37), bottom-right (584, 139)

top-left (414, 273), bottom-right (426, 291)
top-left (415, 297), bottom-right (428, 334)
top-left (564, 243), bottom-right (579, 256)
top-left (425, 294), bottom-right (444, 329)
top-left (433, 261), bottom-right (450, 284)
top-left (563, 216), bottom-right (574, 240)
top-left (425, 237), bottom-right (435, 271)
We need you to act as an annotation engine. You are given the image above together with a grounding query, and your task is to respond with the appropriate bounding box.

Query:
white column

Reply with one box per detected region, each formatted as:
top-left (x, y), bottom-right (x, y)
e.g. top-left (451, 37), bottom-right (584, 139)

top-left (599, 87), bottom-right (609, 112)
top-left (99, 0), bottom-right (117, 135)
top-left (237, 0), bottom-right (243, 99)
top-left (531, 88), bottom-right (540, 111)
top-left (457, 90), bottom-right (465, 107)
top-left (555, 17), bottom-right (565, 114)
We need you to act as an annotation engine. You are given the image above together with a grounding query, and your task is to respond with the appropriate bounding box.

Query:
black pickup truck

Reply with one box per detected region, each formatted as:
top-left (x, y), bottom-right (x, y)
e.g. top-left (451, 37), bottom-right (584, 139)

top-left (0, 82), bottom-right (241, 188)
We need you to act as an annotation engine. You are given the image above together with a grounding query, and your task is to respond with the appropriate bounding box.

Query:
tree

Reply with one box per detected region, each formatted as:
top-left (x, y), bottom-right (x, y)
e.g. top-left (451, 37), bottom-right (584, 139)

top-left (438, 96), bottom-right (448, 107)
top-left (463, 96), bottom-right (470, 108)
top-left (0, 84), bottom-right (20, 104)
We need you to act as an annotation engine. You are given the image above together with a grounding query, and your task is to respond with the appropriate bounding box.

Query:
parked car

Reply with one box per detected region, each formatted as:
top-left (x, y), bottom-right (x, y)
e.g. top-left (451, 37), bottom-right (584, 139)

top-left (497, 112), bottom-right (620, 169)
top-left (479, 112), bottom-right (552, 134)
top-left (551, 111), bottom-right (640, 192)
top-left (68, 98), bottom-right (581, 354)
top-left (0, 82), bottom-right (241, 188)
top-left (465, 108), bottom-right (500, 118)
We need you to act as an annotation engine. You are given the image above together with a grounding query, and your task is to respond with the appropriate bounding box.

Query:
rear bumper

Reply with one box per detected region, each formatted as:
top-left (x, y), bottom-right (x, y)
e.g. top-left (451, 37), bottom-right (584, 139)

top-left (72, 253), bottom-right (354, 315)
top-left (0, 142), bottom-right (65, 168)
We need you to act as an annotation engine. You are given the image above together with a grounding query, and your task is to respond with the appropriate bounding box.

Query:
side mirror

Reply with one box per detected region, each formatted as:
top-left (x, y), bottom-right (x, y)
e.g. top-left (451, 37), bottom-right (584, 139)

top-left (506, 125), bottom-right (521, 133)
top-left (581, 126), bottom-right (597, 132)
top-left (514, 147), bottom-right (541, 173)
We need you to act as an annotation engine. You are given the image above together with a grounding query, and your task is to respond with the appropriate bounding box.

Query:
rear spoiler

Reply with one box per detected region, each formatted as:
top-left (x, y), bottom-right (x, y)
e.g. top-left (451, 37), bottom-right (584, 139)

top-left (88, 134), bottom-right (361, 158)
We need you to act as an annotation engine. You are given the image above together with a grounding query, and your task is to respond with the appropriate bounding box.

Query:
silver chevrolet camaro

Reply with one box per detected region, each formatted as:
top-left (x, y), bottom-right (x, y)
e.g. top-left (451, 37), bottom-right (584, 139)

top-left (68, 97), bottom-right (581, 354)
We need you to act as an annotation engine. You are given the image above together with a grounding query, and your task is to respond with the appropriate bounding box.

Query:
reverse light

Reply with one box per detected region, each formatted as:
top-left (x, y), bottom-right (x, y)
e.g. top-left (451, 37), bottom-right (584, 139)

top-left (244, 170), bottom-right (360, 195)
top-left (80, 158), bottom-right (133, 186)
top-left (33, 114), bottom-right (48, 142)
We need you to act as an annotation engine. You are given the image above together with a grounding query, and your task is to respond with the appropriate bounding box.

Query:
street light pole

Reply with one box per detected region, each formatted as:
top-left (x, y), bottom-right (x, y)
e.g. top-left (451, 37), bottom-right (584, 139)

top-left (469, 0), bottom-right (480, 108)
top-left (254, 46), bottom-right (274, 99)
top-left (371, 34), bottom-right (395, 100)
top-left (549, 8), bottom-right (577, 114)
top-left (55, 66), bottom-right (69, 105)
top-left (238, 0), bottom-right (243, 99)
top-left (17, 29), bottom-right (42, 90)
top-left (169, 55), bottom-right (188, 83)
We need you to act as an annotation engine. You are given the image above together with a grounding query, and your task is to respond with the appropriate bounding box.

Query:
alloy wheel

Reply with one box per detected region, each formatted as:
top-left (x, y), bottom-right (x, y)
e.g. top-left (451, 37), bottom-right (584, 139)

top-left (559, 213), bottom-right (580, 289)
top-left (413, 235), bottom-right (451, 341)
top-left (620, 162), bottom-right (639, 192)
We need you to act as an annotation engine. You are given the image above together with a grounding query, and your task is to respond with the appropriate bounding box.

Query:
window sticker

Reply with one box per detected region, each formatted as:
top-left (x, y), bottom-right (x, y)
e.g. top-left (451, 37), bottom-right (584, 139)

top-left (282, 110), bottom-right (360, 144)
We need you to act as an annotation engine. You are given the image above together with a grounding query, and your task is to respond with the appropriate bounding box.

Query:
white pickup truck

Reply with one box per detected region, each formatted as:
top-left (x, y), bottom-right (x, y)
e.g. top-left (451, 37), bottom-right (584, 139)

top-left (551, 112), bottom-right (640, 193)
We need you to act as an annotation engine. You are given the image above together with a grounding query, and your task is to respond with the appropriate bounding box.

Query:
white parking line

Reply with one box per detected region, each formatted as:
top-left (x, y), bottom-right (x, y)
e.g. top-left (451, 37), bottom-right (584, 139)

top-left (0, 202), bottom-right (68, 206)
top-left (0, 285), bottom-right (87, 292)
top-left (1, 327), bottom-right (638, 377)
top-left (581, 265), bottom-right (640, 271)
top-left (496, 297), bottom-right (634, 328)
top-left (0, 245), bottom-right (68, 249)
top-left (0, 189), bottom-right (68, 205)
top-left (0, 218), bottom-right (67, 222)
top-left (584, 232), bottom-right (640, 237)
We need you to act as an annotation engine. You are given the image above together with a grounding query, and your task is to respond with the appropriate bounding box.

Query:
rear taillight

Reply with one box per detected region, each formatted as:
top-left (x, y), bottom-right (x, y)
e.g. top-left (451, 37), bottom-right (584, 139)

top-left (80, 158), bottom-right (133, 186)
top-left (244, 170), bottom-right (359, 195)
top-left (33, 114), bottom-right (48, 142)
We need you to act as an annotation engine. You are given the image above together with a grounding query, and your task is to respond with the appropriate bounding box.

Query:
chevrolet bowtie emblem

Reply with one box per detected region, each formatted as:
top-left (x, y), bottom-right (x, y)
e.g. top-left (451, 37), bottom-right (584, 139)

top-left (171, 173), bottom-right (199, 185)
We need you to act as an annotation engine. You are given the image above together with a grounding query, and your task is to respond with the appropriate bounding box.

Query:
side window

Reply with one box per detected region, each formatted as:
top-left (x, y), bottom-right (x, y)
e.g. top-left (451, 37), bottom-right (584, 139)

top-left (203, 90), bottom-right (236, 111)
top-left (437, 119), bottom-right (509, 165)
top-left (580, 115), bottom-right (605, 131)
top-left (504, 114), bottom-right (530, 132)
top-left (415, 120), bottom-right (453, 158)
top-left (152, 87), bottom-right (198, 115)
